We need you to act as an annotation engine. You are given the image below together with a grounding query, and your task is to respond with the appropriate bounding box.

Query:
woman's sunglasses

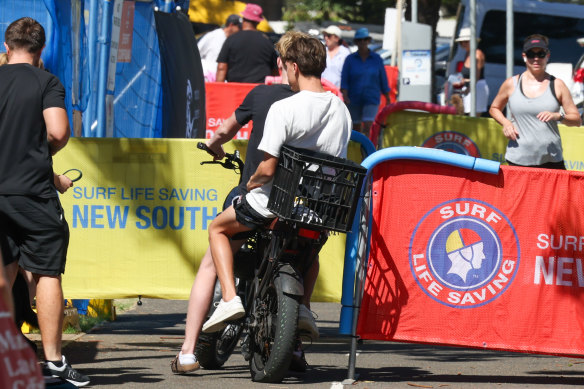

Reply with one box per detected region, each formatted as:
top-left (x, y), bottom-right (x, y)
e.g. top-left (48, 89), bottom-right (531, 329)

top-left (525, 50), bottom-right (548, 59)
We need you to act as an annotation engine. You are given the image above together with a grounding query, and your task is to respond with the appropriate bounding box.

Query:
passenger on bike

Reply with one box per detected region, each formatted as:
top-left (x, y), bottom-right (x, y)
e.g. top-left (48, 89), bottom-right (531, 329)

top-left (202, 32), bottom-right (351, 339)
top-left (172, 32), bottom-right (316, 374)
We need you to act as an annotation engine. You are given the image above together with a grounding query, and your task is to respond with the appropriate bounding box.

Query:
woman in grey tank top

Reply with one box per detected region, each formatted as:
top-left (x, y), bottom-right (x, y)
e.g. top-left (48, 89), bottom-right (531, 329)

top-left (489, 34), bottom-right (581, 169)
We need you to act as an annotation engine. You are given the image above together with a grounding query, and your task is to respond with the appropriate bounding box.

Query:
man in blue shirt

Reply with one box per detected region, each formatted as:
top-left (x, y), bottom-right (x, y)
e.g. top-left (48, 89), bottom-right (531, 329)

top-left (341, 27), bottom-right (390, 135)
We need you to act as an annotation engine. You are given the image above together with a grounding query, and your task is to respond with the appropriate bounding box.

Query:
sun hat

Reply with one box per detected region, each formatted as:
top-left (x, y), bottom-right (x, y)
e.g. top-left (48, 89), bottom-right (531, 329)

top-left (455, 27), bottom-right (479, 42)
top-left (240, 3), bottom-right (264, 23)
top-left (225, 14), bottom-right (242, 27)
top-left (354, 27), bottom-right (370, 40)
top-left (323, 25), bottom-right (342, 38)
top-left (523, 37), bottom-right (548, 52)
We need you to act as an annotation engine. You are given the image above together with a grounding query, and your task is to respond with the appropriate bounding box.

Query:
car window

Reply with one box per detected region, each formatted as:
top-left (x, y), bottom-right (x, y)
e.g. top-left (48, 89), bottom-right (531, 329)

top-left (480, 10), bottom-right (584, 67)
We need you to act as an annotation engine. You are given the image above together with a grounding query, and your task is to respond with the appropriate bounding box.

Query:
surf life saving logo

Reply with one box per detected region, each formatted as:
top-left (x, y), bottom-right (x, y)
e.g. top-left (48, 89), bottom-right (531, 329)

top-left (422, 131), bottom-right (480, 157)
top-left (409, 199), bottom-right (520, 308)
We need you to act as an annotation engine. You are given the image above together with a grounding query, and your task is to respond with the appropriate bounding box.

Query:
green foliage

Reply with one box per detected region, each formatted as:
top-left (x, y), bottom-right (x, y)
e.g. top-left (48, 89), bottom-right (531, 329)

top-left (78, 315), bottom-right (104, 333)
top-left (114, 298), bottom-right (136, 313)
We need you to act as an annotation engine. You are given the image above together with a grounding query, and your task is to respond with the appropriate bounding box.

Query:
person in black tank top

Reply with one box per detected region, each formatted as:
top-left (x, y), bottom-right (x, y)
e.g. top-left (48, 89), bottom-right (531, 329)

top-left (450, 27), bottom-right (488, 116)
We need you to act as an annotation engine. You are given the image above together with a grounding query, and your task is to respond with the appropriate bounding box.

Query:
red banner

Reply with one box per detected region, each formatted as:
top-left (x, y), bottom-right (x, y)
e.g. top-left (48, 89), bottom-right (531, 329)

top-left (205, 82), bottom-right (257, 139)
top-left (358, 161), bottom-right (584, 356)
top-left (0, 299), bottom-right (43, 387)
top-left (205, 81), bottom-right (350, 140)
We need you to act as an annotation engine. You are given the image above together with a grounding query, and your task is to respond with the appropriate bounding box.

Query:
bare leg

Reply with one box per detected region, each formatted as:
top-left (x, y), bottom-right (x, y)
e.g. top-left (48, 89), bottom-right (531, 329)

top-left (0, 263), bottom-right (14, 318)
top-left (4, 260), bottom-right (18, 285)
top-left (34, 274), bottom-right (63, 361)
top-left (362, 120), bottom-right (373, 138)
top-left (208, 206), bottom-right (251, 302)
top-left (21, 269), bottom-right (36, 305)
top-left (180, 240), bottom-right (243, 356)
top-left (181, 248), bottom-right (216, 355)
top-left (301, 257), bottom-right (319, 309)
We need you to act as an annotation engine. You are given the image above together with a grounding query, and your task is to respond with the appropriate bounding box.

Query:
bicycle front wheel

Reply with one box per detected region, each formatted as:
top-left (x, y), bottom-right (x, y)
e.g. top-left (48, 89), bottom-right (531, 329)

top-left (249, 280), bottom-right (298, 382)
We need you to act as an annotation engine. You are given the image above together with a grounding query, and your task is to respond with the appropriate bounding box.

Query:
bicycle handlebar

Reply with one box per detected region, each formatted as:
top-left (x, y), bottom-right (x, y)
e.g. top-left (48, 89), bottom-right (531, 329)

top-left (197, 142), bottom-right (244, 174)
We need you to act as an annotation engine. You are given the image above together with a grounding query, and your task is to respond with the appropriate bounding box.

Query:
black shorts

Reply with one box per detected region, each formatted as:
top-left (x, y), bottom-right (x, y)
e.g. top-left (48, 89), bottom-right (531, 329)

top-left (0, 195), bottom-right (69, 276)
top-left (506, 160), bottom-right (566, 170)
top-left (233, 195), bottom-right (272, 230)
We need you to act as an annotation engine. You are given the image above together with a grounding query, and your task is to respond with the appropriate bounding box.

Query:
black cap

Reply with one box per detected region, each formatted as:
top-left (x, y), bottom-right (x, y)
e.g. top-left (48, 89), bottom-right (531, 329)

top-left (225, 14), bottom-right (241, 27)
top-left (523, 37), bottom-right (548, 52)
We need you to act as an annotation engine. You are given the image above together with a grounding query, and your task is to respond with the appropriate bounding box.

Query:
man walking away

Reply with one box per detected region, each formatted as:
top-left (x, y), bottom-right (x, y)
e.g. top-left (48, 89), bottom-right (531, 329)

top-left (0, 17), bottom-right (90, 387)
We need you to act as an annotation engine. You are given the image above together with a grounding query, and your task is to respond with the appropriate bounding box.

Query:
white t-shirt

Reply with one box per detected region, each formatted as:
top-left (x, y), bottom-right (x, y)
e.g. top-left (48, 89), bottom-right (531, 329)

top-left (246, 90), bottom-right (352, 217)
top-left (322, 45), bottom-right (351, 88)
top-left (197, 28), bottom-right (226, 81)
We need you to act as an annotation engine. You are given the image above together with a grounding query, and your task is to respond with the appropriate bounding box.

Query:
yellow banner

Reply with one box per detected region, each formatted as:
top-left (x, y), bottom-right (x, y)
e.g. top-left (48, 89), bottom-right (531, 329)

top-left (189, 0), bottom-right (272, 32)
top-left (54, 138), bottom-right (362, 302)
top-left (382, 111), bottom-right (584, 171)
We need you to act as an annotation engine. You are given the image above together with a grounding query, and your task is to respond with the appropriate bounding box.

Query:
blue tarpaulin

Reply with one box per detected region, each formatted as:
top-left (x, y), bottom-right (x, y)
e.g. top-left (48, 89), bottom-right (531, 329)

top-left (0, 0), bottom-right (193, 138)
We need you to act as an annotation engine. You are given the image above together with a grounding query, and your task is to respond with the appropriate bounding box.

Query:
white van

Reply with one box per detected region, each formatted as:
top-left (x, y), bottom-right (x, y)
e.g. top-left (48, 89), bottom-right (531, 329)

top-left (447, 0), bottom-right (584, 108)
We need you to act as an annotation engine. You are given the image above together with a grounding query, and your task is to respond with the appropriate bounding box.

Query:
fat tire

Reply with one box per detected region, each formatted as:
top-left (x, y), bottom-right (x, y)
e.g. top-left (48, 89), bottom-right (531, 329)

top-left (249, 282), bottom-right (299, 382)
top-left (195, 324), bottom-right (242, 369)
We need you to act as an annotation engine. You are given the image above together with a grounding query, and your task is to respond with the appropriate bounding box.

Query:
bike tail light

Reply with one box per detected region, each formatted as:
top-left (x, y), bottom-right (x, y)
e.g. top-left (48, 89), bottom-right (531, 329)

top-left (298, 228), bottom-right (320, 240)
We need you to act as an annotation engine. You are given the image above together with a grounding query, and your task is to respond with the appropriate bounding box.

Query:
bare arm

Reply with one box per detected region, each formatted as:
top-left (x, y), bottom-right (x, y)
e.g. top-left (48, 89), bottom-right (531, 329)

top-left (542, 78), bottom-right (582, 127)
top-left (44, 107), bottom-right (70, 155)
top-left (216, 62), bottom-right (228, 83)
top-left (247, 153), bottom-right (278, 191)
top-left (476, 49), bottom-right (486, 74)
top-left (205, 112), bottom-right (242, 159)
top-left (489, 77), bottom-right (519, 140)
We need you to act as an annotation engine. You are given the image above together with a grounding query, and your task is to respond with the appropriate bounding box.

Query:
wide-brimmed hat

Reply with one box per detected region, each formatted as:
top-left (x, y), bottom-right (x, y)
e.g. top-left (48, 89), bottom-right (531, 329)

top-left (354, 27), bottom-right (370, 40)
top-left (241, 3), bottom-right (264, 23)
top-left (323, 25), bottom-right (342, 38)
top-left (455, 27), bottom-right (480, 42)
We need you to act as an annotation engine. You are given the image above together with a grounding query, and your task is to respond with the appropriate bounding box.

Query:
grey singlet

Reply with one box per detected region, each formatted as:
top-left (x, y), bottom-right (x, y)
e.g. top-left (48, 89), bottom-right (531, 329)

top-left (505, 73), bottom-right (562, 166)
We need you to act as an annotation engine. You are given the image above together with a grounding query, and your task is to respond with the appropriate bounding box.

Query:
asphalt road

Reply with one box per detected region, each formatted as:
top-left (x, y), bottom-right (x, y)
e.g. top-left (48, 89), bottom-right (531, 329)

top-left (42, 299), bottom-right (584, 388)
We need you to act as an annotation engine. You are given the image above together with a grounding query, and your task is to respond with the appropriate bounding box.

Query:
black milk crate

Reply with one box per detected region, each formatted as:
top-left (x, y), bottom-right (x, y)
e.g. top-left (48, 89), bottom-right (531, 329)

top-left (267, 145), bottom-right (367, 233)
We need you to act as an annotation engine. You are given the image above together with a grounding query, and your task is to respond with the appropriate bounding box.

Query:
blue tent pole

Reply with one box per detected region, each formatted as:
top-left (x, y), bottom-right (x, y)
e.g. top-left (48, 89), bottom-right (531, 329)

top-left (96, 0), bottom-right (113, 137)
top-left (86, 0), bottom-right (99, 136)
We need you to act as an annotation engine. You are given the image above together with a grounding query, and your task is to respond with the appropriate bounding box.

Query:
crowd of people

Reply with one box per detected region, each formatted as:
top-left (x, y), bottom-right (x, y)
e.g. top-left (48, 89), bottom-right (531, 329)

top-left (1, 4), bottom-right (583, 388)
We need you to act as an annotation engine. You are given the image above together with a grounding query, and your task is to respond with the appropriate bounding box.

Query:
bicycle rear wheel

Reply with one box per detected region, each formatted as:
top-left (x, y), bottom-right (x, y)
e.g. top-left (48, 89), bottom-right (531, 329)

top-left (196, 323), bottom-right (243, 369)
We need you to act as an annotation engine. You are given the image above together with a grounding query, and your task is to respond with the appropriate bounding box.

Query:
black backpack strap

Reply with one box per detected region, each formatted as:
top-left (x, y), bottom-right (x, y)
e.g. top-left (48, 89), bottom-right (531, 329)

top-left (549, 75), bottom-right (560, 105)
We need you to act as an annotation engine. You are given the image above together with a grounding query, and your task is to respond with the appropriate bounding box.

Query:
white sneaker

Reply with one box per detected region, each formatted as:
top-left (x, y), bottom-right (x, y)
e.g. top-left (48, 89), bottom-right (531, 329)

top-left (202, 296), bottom-right (245, 333)
top-left (298, 304), bottom-right (319, 339)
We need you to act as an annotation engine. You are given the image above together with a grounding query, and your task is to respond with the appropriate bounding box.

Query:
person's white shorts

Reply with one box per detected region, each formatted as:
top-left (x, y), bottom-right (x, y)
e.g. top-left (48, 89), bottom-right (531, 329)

top-left (463, 79), bottom-right (489, 114)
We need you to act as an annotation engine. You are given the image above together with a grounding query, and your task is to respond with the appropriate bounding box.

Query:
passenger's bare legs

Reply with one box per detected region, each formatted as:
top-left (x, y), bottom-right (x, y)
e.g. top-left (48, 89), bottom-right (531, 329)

top-left (208, 206), bottom-right (251, 302)
top-left (181, 248), bottom-right (216, 356)
top-left (180, 240), bottom-right (243, 356)
top-left (34, 274), bottom-right (63, 361)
